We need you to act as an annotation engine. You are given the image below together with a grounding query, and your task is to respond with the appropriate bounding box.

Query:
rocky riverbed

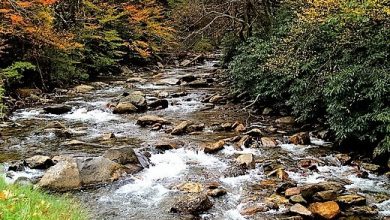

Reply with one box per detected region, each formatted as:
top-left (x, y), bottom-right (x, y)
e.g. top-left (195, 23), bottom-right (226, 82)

top-left (0, 57), bottom-right (389, 219)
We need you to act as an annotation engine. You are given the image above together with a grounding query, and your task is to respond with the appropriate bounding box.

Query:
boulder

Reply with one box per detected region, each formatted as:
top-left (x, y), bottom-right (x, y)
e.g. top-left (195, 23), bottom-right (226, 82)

top-left (290, 204), bottom-right (312, 217)
top-left (25, 155), bottom-right (54, 169)
top-left (113, 102), bottom-right (138, 114)
top-left (275, 116), bottom-right (295, 125)
top-left (78, 157), bottom-right (125, 185)
top-left (336, 194), bottom-right (366, 207)
top-left (171, 121), bottom-right (193, 135)
top-left (121, 91), bottom-right (147, 111)
top-left (170, 193), bottom-right (213, 215)
top-left (289, 132), bottom-right (310, 145)
top-left (204, 140), bottom-right (225, 153)
top-left (37, 159), bottom-right (81, 191)
top-left (155, 140), bottom-right (184, 151)
top-left (261, 137), bottom-right (278, 147)
top-left (74, 85), bottom-right (94, 93)
top-left (137, 115), bottom-right (170, 127)
top-left (43, 105), bottom-right (72, 114)
top-left (148, 99), bottom-right (169, 110)
top-left (103, 146), bottom-right (139, 165)
top-left (309, 201), bottom-right (340, 219)
top-left (236, 154), bottom-right (255, 169)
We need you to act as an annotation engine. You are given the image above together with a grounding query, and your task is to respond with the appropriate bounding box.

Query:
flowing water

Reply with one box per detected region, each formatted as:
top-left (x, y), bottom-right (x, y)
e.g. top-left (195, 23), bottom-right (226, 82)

top-left (1, 59), bottom-right (389, 219)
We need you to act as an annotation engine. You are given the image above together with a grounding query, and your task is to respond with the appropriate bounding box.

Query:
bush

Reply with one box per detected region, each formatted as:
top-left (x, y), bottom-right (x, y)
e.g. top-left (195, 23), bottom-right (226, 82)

top-left (0, 178), bottom-right (88, 220)
top-left (228, 0), bottom-right (390, 155)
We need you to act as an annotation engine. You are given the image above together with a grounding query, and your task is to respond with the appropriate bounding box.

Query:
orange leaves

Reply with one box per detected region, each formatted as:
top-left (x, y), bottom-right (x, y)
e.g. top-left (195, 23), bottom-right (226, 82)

top-left (10, 14), bottom-right (24, 24)
top-left (16, 1), bottom-right (33, 8)
top-left (36, 0), bottom-right (57, 5)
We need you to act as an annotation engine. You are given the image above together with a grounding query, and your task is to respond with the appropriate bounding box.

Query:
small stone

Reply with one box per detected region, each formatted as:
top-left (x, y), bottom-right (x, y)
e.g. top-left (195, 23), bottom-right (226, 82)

top-left (155, 140), bottom-right (184, 151)
top-left (345, 205), bottom-right (379, 216)
top-left (240, 204), bottom-right (269, 216)
top-left (289, 132), bottom-right (310, 145)
top-left (262, 107), bottom-right (273, 115)
top-left (335, 154), bottom-right (351, 165)
top-left (361, 163), bottom-right (380, 172)
top-left (137, 115), bottom-right (170, 127)
top-left (261, 137), bottom-right (278, 147)
top-left (309, 201), bottom-right (340, 219)
top-left (103, 146), bottom-right (138, 165)
top-left (204, 140), bottom-right (225, 153)
top-left (236, 135), bottom-right (252, 148)
top-left (275, 116), bottom-right (295, 125)
top-left (43, 104), bottom-right (72, 115)
top-left (209, 94), bottom-right (225, 104)
top-left (313, 190), bottom-right (337, 202)
top-left (171, 121), bottom-right (193, 135)
top-left (236, 154), bottom-right (255, 169)
top-left (265, 194), bottom-right (289, 205)
top-left (207, 188), bottom-right (227, 197)
top-left (267, 168), bottom-right (289, 180)
top-left (244, 128), bottom-right (263, 137)
top-left (290, 204), bottom-right (312, 217)
top-left (101, 133), bottom-right (115, 140)
top-left (74, 85), bottom-right (94, 93)
top-left (290, 195), bottom-right (307, 204)
top-left (234, 123), bottom-right (246, 132)
top-left (25, 155), bottom-right (54, 169)
top-left (176, 182), bottom-right (204, 193)
top-left (285, 187), bottom-right (301, 197)
top-left (170, 193), bottom-right (213, 215)
top-left (113, 102), bottom-right (138, 114)
top-left (126, 77), bottom-right (147, 83)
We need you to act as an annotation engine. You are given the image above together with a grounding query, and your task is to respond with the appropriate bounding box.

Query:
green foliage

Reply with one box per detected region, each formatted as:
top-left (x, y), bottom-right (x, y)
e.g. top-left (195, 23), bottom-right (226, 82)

top-left (192, 38), bottom-right (214, 52)
top-left (228, 0), bottom-right (390, 155)
top-left (1, 62), bottom-right (36, 83)
top-left (0, 177), bottom-right (88, 219)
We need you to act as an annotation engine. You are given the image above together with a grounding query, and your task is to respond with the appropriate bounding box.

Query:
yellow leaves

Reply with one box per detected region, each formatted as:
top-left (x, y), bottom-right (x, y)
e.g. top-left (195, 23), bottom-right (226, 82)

top-left (10, 14), bottom-right (24, 24)
top-left (0, 190), bottom-right (13, 201)
top-left (131, 40), bottom-right (151, 58)
top-left (36, 0), bottom-right (57, 5)
top-left (16, 1), bottom-right (33, 8)
top-left (0, 9), bottom-right (11, 13)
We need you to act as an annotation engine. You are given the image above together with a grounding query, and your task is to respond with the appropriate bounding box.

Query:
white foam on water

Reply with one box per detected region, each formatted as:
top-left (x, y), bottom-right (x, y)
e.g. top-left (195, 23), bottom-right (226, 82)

top-left (11, 109), bottom-right (41, 120)
top-left (280, 144), bottom-right (316, 155)
top-left (377, 199), bottom-right (390, 216)
top-left (4, 168), bottom-right (44, 184)
top-left (221, 169), bottom-right (263, 187)
top-left (310, 137), bottom-right (331, 146)
top-left (222, 145), bottom-right (261, 156)
top-left (63, 108), bottom-right (118, 122)
top-left (224, 209), bottom-right (247, 220)
top-left (116, 148), bottom-right (226, 196)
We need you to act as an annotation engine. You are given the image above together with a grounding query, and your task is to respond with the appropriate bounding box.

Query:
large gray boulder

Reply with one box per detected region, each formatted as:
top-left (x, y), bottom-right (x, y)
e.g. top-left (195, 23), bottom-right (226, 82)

top-left (78, 157), bottom-right (125, 185)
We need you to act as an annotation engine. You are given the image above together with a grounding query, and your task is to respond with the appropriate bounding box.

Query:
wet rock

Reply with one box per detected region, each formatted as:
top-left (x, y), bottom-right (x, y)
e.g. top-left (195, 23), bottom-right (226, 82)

top-left (285, 187), bottom-right (301, 197)
top-left (101, 133), bottom-right (116, 140)
top-left (137, 115), bottom-right (170, 127)
top-left (157, 91), bottom-right (169, 98)
top-left (207, 188), bottom-right (227, 197)
top-left (148, 99), bottom-right (169, 110)
top-left (262, 107), bottom-right (273, 115)
top-left (203, 140), bottom-right (225, 153)
top-left (126, 77), bottom-right (147, 83)
top-left (261, 137), bottom-right (278, 147)
top-left (171, 121), bottom-right (193, 135)
top-left (37, 159), bottom-right (81, 191)
top-left (52, 155), bottom-right (74, 163)
top-left (244, 128), bottom-right (263, 137)
top-left (336, 194), bottom-right (366, 207)
top-left (121, 91), bottom-right (147, 111)
top-left (234, 123), bottom-right (246, 133)
top-left (276, 182), bottom-right (297, 194)
top-left (25, 155), bottom-right (54, 169)
top-left (220, 122), bottom-right (233, 131)
top-left (187, 124), bottom-right (205, 133)
top-left (275, 116), bottom-right (295, 125)
top-left (236, 154), bottom-right (255, 169)
top-left (176, 182), bottom-right (203, 193)
top-left (265, 194), bottom-right (290, 205)
top-left (113, 102), bottom-right (138, 114)
top-left (7, 161), bottom-right (25, 172)
top-left (290, 195), bottom-right (307, 204)
top-left (103, 146), bottom-right (139, 165)
top-left (236, 135), bottom-right (252, 148)
top-left (361, 163), bottom-right (380, 172)
top-left (78, 157), bottom-right (125, 185)
top-left (209, 94), bottom-right (225, 104)
top-left (170, 193), bottom-right (213, 215)
top-left (171, 92), bottom-right (188, 97)
top-left (240, 204), bottom-right (269, 216)
top-left (74, 84), bottom-right (94, 93)
top-left (335, 154), bottom-right (352, 165)
top-left (155, 140), bottom-right (184, 150)
top-left (187, 79), bottom-right (208, 88)
top-left (178, 75), bottom-right (197, 84)
top-left (224, 165), bottom-right (247, 177)
top-left (290, 203), bottom-right (312, 217)
top-left (90, 81), bottom-right (108, 88)
top-left (313, 190), bottom-right (337, 202)
top-left (289, 132), bottom-right (310, 145)
top-left (44, 121), bottom-right (66, 129)
top-left (300, 184), bottom-right (327, 200)
top-left (309, 201), bottom-right (340, 219)
top-left (43, 104), bottom-right (72, 114)
top-left (345, 205), bottom-right (378, 216)
top-left (267, 168), bottom-right (289, 180)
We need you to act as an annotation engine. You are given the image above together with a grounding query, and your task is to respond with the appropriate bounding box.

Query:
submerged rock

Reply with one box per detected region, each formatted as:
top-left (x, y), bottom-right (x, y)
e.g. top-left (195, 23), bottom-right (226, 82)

top-left (38, 159), bottom-right (81, 191)
top-left (170, 193), bottom-right (213, 215)
top-left (43, 104), bottom-right (72, 114)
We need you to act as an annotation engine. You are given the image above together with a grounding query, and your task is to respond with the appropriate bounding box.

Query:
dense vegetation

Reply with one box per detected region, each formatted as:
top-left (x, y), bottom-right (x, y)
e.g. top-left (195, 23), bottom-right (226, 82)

top-left (227, 0), bottom-right (389, 156)
top-left (0, 0), bottom-right (175, 116)
top-left (0, 177), bottom-right (88, 219)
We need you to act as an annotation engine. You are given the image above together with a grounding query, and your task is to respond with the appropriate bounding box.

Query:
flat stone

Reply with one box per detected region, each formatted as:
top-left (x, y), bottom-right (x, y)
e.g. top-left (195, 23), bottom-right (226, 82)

top-left (336, 194), bottom-right (366, 207)
top-left (261, 137), bottom-right (278, 147)
top-left (290, 195), bottom-right (307, 204)
top-left (275, 116), bottom-right (295, 125)
top-left (113, 102), bottom-right (138, 114)
top-left (176, 182), bottom-right (204, 193)
top-left (290, 204), bottom-right (312, 217)
top-left (171, 121), bottom-right (193, 135)
top-left (240, 204), bottom-right (269, 216)
top-left (313, 190), bottom-right (337, 202)
top-left (103, 146), bottom-right (139, 165)
top-left (137, 115), bottom-right (170, 127)
top-left (74, 85), bottom-right (94, 93)
top-left (285, 187), bottom-right (301, 197)
top-left (204, 140), bottom-right (225, 153)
